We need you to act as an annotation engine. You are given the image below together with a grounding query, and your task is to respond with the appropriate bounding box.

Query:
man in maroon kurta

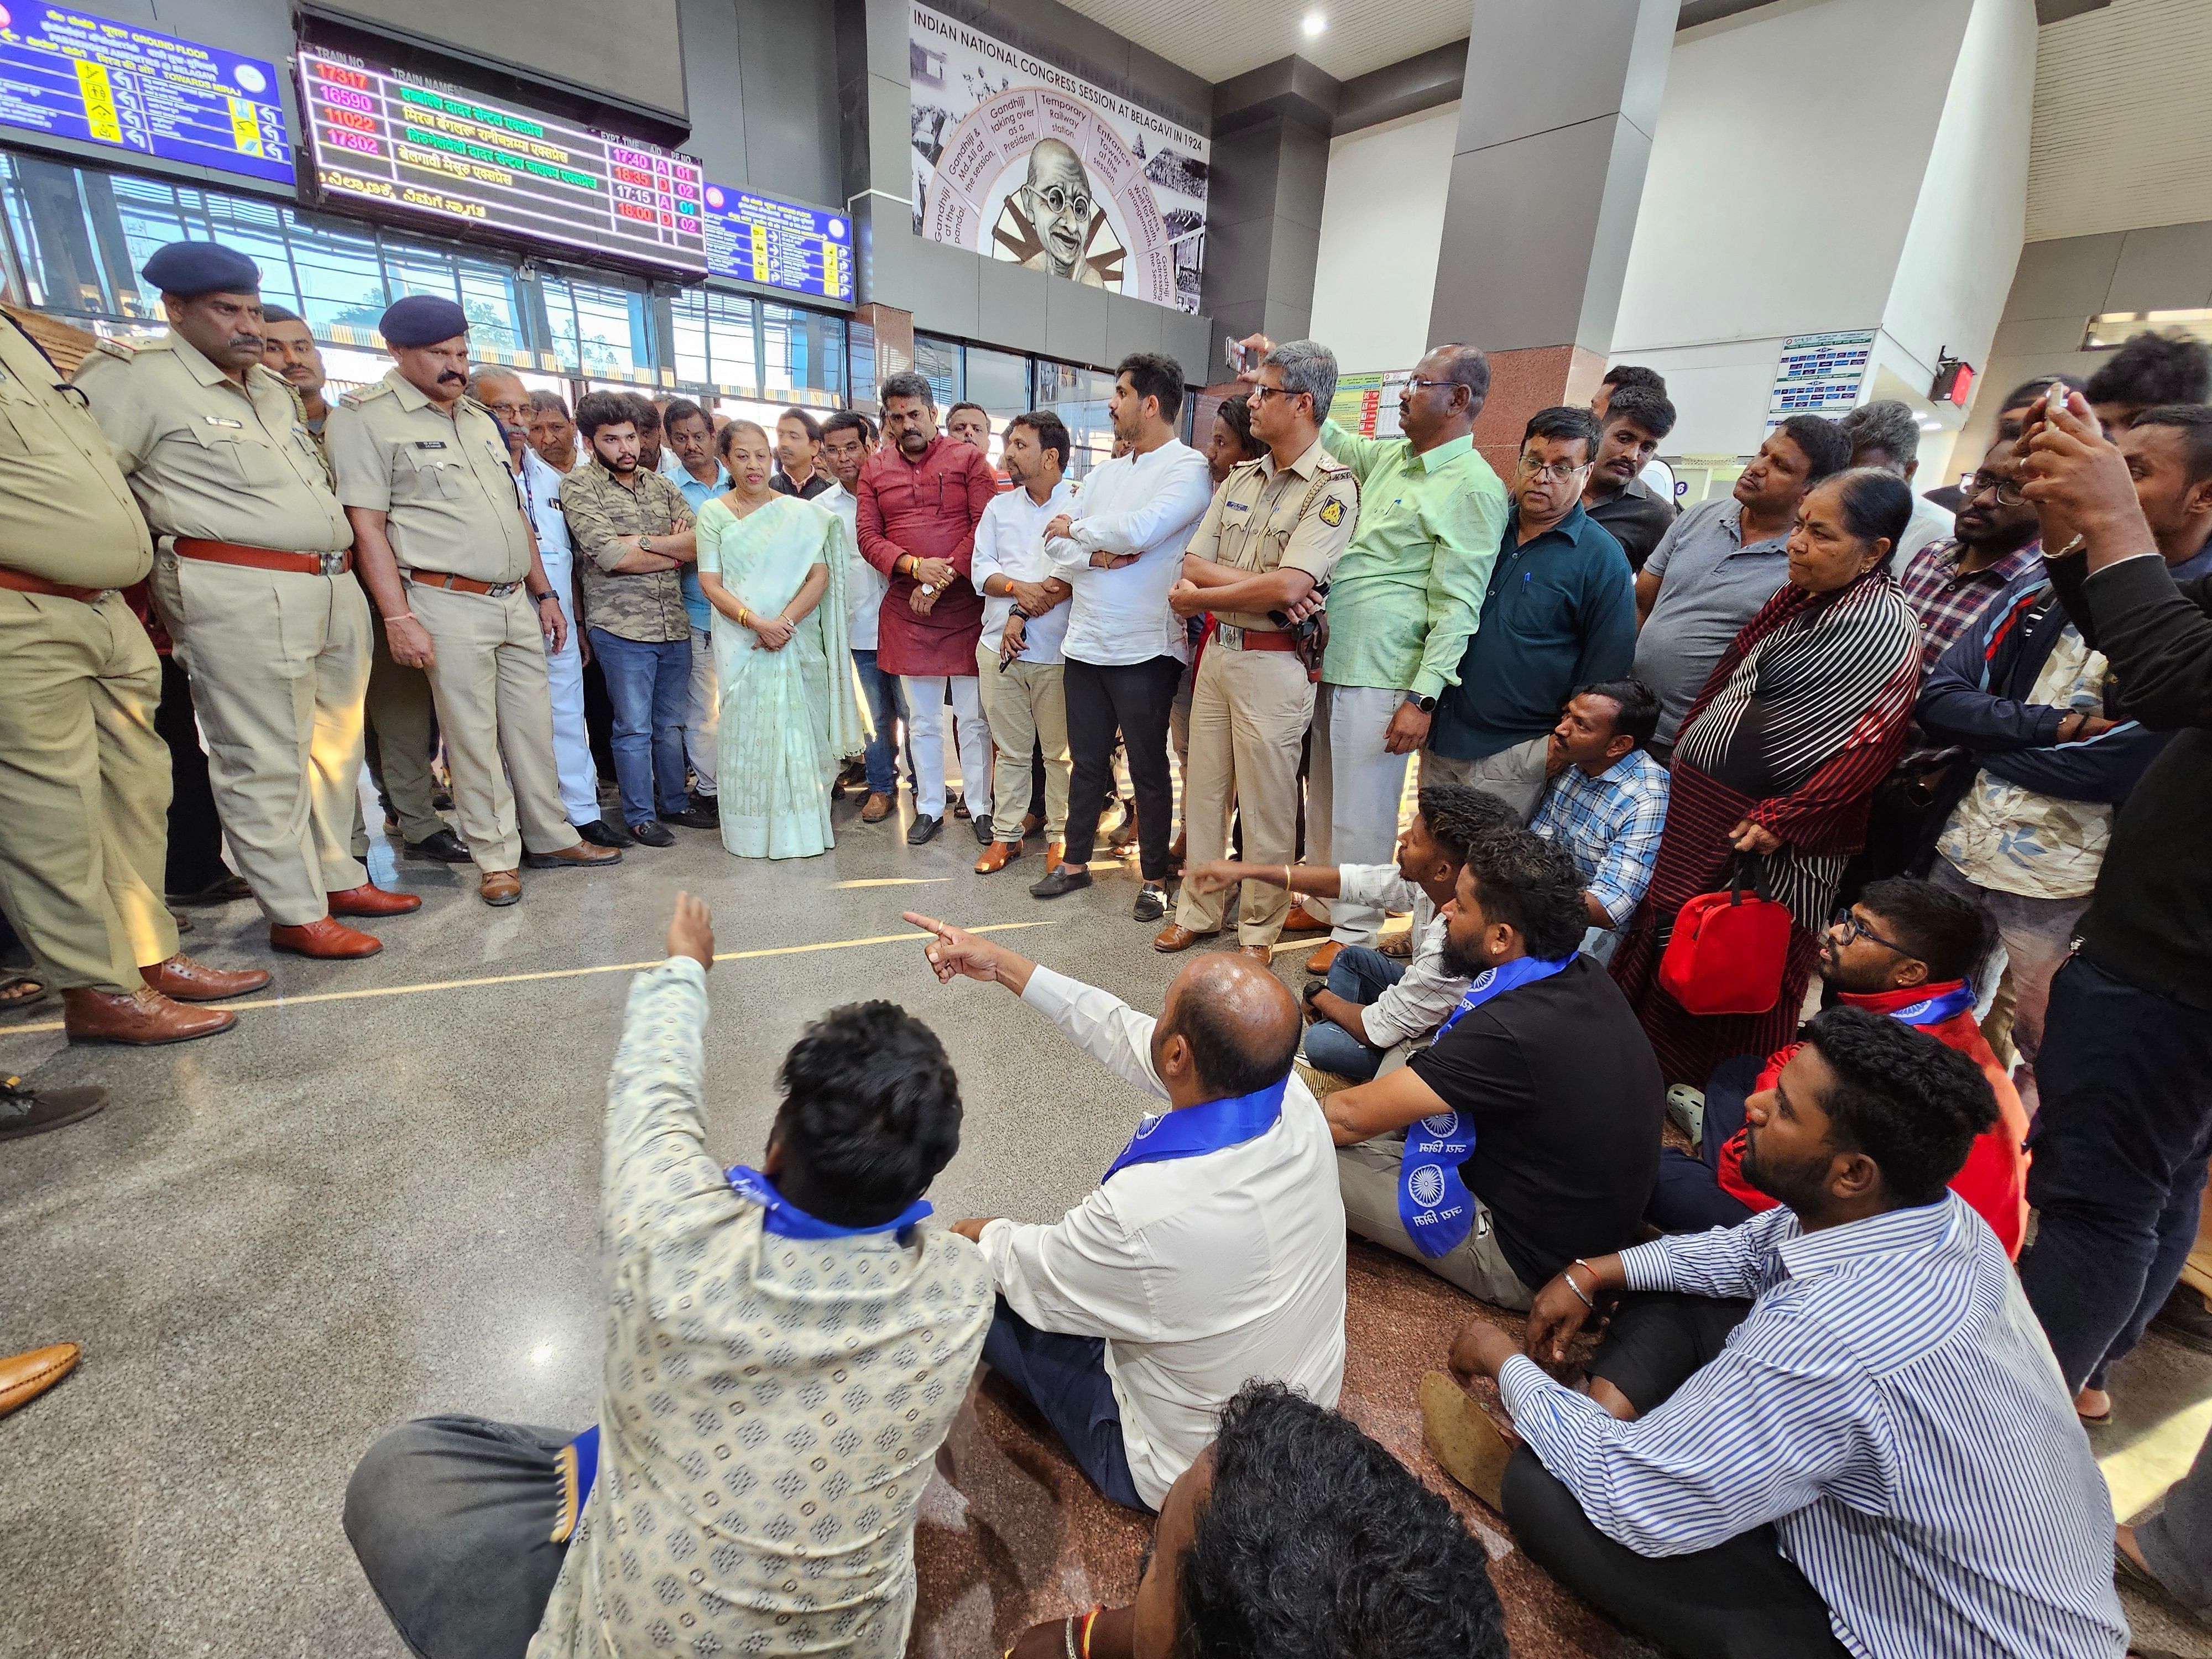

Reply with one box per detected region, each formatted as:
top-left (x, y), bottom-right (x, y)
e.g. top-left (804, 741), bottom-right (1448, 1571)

top-left (857, 373), bottom-right (999, 845)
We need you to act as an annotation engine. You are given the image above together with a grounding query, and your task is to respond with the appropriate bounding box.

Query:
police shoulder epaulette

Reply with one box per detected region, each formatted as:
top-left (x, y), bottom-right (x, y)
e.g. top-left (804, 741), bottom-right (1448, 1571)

top-left (340, 379), bottom-right (395, 409)
top-left (1319, 462), bottom-right (1353, 480)
top-left (90, 336), bottom-right (142, 361)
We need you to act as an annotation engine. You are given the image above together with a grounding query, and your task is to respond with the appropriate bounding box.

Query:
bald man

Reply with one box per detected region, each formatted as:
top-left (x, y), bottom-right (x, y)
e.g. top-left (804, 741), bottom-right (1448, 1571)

top-left (909, 912), bottom-right (1348, 1512)
top-left (1009, 139), bottom-right (1107, 285)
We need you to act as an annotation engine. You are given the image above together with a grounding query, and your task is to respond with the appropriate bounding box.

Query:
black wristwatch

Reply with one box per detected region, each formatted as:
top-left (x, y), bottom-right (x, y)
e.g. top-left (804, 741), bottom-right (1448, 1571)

top-left (530, 590), bottom-right (558, 605)
top-left (1404, 692), bottom-right (1437, 713)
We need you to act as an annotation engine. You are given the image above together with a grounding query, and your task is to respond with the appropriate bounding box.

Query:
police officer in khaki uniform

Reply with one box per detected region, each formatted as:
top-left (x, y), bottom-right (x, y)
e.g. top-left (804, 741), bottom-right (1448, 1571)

top-left (0, 299), bottom-right (268, 1046)
top-left (76, 241), bottom-right (420, 962)
top-left (327, 295), bottom-right (619, 906)
top-left (1160, 339), bottom-right (1358, 959)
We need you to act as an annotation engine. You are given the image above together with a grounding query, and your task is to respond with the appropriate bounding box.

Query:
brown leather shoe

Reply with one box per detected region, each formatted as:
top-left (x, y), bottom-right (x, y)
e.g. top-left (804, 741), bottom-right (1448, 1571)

top-left (270, 917), bottom-right (383, 959)
top-left (1020, 811), bottom-right (1044, 838)
top-left (522, 841), bottom-right (621, 869)
top-left (1152, 924), bottom-right (1215, 953)
top-left (974, 838), bottom-right (1023, 874)
top-left (481, 869), bottom-right (523, 906)
top-left (0, 1342), bottom-right (79, 1417)
top-left (1304, 940), bottom-right (1346, 977)
top-left (860, 792), bottom-right (894, 823)
top-left (327, 883), bottom-right (421, 917)
top-left (62, 985), bottom-right (236, 1045)
top-left (1045, 841), bottom-right (1065, 873)
top-left (138, 953), bottom-right (271, 1002)
top-left (1281, 904), bottom-right (1329, 934)
top-left (1239, 943), bottom-right (1276, 964)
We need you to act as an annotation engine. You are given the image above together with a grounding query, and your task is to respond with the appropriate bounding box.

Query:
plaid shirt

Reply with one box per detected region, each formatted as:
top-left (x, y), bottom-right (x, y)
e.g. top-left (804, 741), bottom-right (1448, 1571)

top-left (1898, 538), bottom-right (2043, 677)
top-left (1530, 746), bottom-right (1671, 928)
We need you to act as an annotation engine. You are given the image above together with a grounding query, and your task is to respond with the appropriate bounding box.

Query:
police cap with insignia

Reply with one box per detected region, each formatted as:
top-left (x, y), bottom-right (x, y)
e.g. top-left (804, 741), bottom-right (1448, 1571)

top-left (141, 240), bottom-right (261, 298)
top-left (379, 295), bottom-right (471, 349)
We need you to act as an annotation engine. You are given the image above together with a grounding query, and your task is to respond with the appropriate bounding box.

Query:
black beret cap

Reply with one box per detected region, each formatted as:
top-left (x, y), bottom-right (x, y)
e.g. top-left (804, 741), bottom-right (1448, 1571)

top-left (141, 240), bottom-right (260, 297)
top-left (379, 294), bottom-right (471, 348)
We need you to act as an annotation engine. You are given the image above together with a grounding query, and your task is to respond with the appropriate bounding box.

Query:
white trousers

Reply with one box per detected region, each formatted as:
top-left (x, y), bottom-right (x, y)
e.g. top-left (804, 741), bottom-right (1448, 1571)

top-left (539, 550), bottom-right (602, 827)
top-left (1304, 684), bottom-right (1413, 945)
top-left (901, 674), bottom-right (990, 821)
top-left (685, 623), bottom-right (719, 797)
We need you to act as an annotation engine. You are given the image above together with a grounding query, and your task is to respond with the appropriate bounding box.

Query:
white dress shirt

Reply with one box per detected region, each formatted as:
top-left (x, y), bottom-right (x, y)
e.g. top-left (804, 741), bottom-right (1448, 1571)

top-left (818, 481), bottom-right (878, 649)
top-left (1046, 439), bottom-right (1214, 667)
top-left (1332, 865), bottom-right (1469, 1048)
top-left (980, 966), bottom-right (1348, 1510)
top-left (1886, 489), bottom-right (1959, 578)
top-left (972, 477), bottom-right (1077, 661)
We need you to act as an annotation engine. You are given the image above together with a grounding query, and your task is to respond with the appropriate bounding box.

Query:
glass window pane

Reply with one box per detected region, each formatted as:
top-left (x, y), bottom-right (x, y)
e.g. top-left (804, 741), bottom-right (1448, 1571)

top-left (1036, 359), bottom-right (1117, 481)
top-left (761, 302), bottom-right (844, 405)
top-left (545, 275), bottom-right (651, 383)
top-left (912, 333), bottom-right (959, 408)
top-left (963, 346), bottom-right (1029, 417)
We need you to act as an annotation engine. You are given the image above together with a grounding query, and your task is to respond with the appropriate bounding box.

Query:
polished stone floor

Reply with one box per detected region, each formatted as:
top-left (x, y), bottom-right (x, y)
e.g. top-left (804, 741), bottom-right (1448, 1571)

top-left (3, 781), bottom-right (2207, 1658)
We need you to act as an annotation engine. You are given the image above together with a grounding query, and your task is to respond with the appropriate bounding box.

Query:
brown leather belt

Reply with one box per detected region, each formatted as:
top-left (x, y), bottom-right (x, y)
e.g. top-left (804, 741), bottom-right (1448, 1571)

top-left (0, 566), bottom-right (108, 603)
top-left (404, 569), bottom-right (523, 597)
top-left (1212, 622), bottom-right (1300, 651)
top-left (174, 537), bottom-right (352, 577)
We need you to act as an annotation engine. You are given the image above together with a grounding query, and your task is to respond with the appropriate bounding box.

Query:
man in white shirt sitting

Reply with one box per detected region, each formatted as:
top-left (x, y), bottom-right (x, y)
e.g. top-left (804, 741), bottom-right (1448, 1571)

top-left (1182, 784), bottom-right (1516, 1083)
top-left (971, 410), bottom-right (1077, 875)
top-left (905, 910), bottom-right (1348, 1512)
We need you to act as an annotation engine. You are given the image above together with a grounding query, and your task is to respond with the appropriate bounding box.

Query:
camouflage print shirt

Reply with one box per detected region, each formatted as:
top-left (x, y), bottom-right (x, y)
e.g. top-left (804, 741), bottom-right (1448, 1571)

top-left (559, 456), bottom-right (696, 643)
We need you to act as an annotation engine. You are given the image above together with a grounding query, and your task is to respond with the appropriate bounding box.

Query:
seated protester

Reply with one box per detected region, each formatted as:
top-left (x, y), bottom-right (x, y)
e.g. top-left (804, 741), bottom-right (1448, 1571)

top-left (1322, 830), bottom-right (1663, 1308)
top-left (343, 896), bottom-right (990, 1659)
top-left (1432, 1008), bottom-right (2127, 1659)
top-left (1004, 1382), bottom-right (1508, 1659)
top-left (1182, 785), bottom-right (1517, 1083)
top-left (1646, 875), bottom-right (2031, 1258)
top-left (905, 911), bottom-right (1346, 1514)
top-left (1527, 678), bottom-right (1670, 964)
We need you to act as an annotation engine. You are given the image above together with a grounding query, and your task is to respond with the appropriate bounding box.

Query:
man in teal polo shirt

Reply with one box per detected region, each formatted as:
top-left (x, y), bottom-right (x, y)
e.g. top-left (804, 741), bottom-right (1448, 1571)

top-left (1289, 342), bottom-right (1507, 971)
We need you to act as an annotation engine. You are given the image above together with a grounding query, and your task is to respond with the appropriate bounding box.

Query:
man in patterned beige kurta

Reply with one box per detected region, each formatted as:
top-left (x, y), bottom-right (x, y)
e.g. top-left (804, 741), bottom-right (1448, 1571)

top-left (345, 895), bottom-right (992, 1658)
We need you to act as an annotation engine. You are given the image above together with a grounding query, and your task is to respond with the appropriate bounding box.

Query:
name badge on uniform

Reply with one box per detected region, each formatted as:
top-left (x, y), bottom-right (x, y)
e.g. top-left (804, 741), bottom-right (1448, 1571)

top-left (412, 440), bottom-right (448, 450)
top-left (1224, 499), bottom-right (1250, 514)
top-left (201, 415), bottom-right (243, 429)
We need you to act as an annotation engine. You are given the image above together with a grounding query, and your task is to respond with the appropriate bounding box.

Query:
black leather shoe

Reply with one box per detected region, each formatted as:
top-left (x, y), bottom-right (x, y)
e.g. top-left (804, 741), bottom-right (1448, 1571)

top-left (431, 788), bottom-right (455, 811)
top-left (165, 872), bottom-right (253, 906)
top-left (0, 1074), bottom-right (107, 1141)
top-left (1132, 883), bottom-right (1167, 921)
top-left (972, 815), bottom-right (994, 846)
top-left (906, 813), bottom-right (944, 846)
top-left (1030, 866), bottom-right (1093, 899)
top-left (404, 828), bottom-right (471, 863)
top-left (665, 805), bottom-right (719, 830)
top-left (629, 820), bottom-right (676, 848)
top-left (577, 817), bottom-right (634, 848)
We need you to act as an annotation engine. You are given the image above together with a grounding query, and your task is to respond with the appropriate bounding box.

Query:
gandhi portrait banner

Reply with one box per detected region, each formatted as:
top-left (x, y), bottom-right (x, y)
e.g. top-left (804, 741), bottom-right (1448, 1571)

top-left (909, 3), bottom-right (1210, 314)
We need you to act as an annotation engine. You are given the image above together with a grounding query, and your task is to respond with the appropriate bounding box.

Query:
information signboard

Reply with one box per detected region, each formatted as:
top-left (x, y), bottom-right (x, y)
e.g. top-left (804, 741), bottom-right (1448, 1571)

top-left (0, 6), bottom-right (291, 186)
top-left (702, 183), bottom-right (852, 302)
top-left (296, 46), bottom-right (705, 274)
top-left (1768, 330), bottom-right (1875, 416)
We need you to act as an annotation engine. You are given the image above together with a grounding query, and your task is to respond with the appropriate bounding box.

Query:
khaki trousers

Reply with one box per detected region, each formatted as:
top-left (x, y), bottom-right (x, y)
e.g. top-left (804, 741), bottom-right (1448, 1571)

top-left (406, 580), bottom-right (579, 874)
top-left (975, 641), bottom-right (1070, 840)
top-left (1336, 1136), bottom-right (1533, 1310)
top-left (363, 609), bottom-right (443, 844)
top-left (0, 588), bottom-right (178, 992)
top-left (1173, 644), bottom-right (1313, 944)
top-left (152, 553), bottom-right (370, 925)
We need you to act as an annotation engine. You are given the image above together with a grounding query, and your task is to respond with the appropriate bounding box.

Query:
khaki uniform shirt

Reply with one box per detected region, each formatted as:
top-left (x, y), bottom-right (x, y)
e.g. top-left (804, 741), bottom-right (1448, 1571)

top-left (557, 457), bottom-right (694, 643)
top-left (1182, 435), bottom-right (1358, 632)
top-left (326, 369), bottom-right (533, 583)
top-left (74, 332), bottom-right (349, 554)
top-left (0, 314), bottom-right (152, 589)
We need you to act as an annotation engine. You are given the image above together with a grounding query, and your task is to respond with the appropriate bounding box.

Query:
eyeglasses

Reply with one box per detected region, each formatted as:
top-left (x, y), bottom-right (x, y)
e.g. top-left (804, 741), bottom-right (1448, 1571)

top-left (1404, 375), bottom-right (1460, 394)
top-left (483, 400), bottom-right (528, 418)
top-left (1031, 184), bottom-right (1093, 219)
top-left (1828, 908), bottom-right (1913, 956)
top-left (1964, 471), bottom-right (2027, 506)
top-left (1516, 456), bottom-right (1591, 482)
top-left (1251, 384), bottom-right (1304, 404)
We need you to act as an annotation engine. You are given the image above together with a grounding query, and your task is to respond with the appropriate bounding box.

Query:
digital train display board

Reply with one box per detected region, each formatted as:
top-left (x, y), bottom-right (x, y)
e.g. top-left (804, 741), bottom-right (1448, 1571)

top-left (0, 6), bottom-right (293, 186)
top-left (296, 46), bottom-right (705, 274)
top-left (703, 182), bottom-right (853, 302)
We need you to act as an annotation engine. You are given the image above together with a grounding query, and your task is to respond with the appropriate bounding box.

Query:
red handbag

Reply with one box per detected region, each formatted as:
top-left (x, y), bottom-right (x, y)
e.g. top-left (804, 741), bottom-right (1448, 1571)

top-left (1658, 854), bottom-right (1793, 1016)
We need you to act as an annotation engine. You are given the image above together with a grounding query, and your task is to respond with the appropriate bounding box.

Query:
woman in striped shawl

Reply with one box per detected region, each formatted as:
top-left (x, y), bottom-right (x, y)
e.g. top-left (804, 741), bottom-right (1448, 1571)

top-left (1614, 468), bottom-right (1922, 1083)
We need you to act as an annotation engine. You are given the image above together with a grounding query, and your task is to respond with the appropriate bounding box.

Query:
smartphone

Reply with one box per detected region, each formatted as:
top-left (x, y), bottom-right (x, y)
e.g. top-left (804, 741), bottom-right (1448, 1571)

top-left (1224, 337), bottom-right (1254, 377)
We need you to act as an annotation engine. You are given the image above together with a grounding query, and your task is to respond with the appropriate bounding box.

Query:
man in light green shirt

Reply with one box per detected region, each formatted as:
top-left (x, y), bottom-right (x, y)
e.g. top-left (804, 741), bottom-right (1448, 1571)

top-left (1295, 343), bottom-right (1507, 966)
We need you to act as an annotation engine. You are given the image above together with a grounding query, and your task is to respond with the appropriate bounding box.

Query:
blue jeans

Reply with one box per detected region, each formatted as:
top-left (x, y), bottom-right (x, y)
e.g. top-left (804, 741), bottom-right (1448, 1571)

top-left (851, 649), bottom-right (908, 797)
top-left (588, 628), bottom-right (691, 826)
top-left (1302, 946), bottom-right (1404, 1081)
top-left (982, 1297), bottom-right (1150, 1512)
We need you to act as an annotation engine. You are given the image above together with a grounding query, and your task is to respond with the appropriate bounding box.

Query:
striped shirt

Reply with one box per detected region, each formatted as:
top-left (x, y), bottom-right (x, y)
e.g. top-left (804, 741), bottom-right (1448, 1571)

top-left (1500, 1196), bottom-right (2127, 1659)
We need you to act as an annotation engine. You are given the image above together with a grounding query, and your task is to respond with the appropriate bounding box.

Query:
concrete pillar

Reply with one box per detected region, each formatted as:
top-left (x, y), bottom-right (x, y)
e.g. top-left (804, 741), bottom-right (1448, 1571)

top-left (1428, 0), bottom-right (1681, 474)
top-left (1201, 60), bottom-right (1338, 373)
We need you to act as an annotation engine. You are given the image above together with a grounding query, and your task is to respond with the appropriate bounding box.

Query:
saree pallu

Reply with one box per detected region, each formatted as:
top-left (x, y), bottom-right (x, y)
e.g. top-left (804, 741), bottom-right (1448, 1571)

top-left (696, 494), bottom-right (865, 859)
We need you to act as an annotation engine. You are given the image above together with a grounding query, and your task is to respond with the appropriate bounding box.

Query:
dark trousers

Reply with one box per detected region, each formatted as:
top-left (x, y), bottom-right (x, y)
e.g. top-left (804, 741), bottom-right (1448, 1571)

top-left (1646, 1053), bottom-right (1762, 1233)
top-left (2017, 956), bottom-right (2212, 1392)
top-left (343, 1415), bottom-right (577, 1659)
top-left (1062, 654), bottom-right (1180, 880)
top-left (581, 655), bottom-right (618, 788)
top-left (154, 656), bottom-right (232, 896)
top-left (982, 1297), bottom-right (1150, 1512)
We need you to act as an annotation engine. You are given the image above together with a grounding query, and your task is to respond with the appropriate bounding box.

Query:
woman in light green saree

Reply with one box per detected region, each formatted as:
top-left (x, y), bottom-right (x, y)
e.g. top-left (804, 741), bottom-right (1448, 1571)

top-left (694, 421), bottom-right (864, 858)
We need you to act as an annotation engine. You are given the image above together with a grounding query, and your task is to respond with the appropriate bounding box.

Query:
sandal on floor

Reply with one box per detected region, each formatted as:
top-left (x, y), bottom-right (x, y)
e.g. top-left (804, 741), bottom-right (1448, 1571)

top-left (0, 973), bottom-right (49, 1011)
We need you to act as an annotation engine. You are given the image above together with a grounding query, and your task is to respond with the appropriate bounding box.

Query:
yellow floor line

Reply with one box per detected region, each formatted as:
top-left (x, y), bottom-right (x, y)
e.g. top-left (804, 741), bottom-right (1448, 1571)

top-left (831, 878), bottom-right (951, 889)
top-left (0, 919), bottom-right (1060, 1039)
top-left (2101, 1396), bottom-right (2212, 1521)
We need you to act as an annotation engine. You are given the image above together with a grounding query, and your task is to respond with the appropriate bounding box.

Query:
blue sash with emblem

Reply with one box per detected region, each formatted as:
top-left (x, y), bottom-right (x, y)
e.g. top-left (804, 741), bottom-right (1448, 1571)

top-left (1102, 1077), bottom-right (1287, 1183)
top-left (1887, 983), bottom-right (1978, 1029)
top-left (1400, 954), bottom-right (1574, 1258)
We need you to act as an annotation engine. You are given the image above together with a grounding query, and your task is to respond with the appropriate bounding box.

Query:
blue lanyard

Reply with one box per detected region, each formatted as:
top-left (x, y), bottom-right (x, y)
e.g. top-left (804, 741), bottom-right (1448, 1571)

top-left (724, 1165), bottom-right (933, 1239)
top-left (1434, 953), bottom-right (1577, 1038)
top-left (1101, 1077), bottom-right (1287, 1183)
top-left (1887, 983), bottom-right (1978, 1027)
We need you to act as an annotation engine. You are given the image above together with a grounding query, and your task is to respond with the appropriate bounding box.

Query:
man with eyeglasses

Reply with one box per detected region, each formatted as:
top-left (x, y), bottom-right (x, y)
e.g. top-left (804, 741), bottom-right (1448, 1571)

top-left (1008, 140), bottom-right (1108, 287)
top-left (1644, 875), bottom-right (2029, 1258)
top-left (1424, 407), bottom-right (1635, 827)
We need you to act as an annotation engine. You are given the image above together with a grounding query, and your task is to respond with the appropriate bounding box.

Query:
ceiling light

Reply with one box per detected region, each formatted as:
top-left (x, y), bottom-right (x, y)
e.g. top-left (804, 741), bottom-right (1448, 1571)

top-left (1302, 12), bottom-right (1327, 36)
